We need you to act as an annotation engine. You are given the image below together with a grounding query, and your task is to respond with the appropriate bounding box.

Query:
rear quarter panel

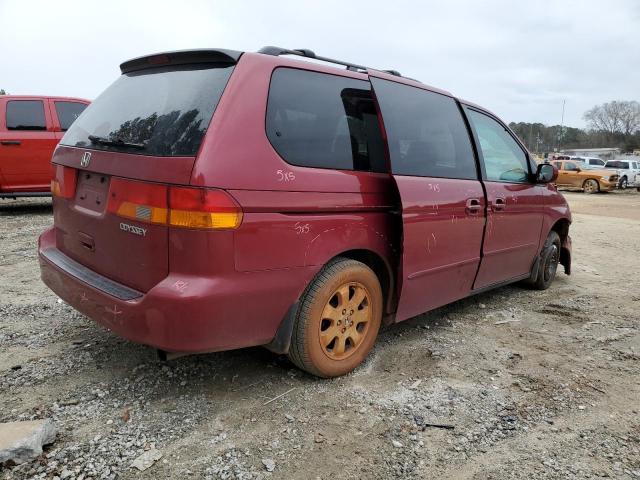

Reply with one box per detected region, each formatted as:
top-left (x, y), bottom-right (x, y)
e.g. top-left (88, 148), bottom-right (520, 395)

top-left (191, 52), bottom-right (400, 314)
top-left (230, 189), bottom-right (396, 270)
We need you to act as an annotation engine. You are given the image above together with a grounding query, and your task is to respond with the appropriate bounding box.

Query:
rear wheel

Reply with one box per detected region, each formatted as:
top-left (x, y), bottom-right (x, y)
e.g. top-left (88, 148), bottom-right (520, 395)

top-left (288, 258), bottom-right (382, 378)
top-left (583, 179), bottom-right (599, 194)
top-left (531, 231), bottom-right (561, 290)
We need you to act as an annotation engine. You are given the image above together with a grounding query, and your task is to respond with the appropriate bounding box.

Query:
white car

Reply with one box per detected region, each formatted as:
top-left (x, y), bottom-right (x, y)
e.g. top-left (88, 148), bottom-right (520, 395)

top-left (604, 160), bottom-right (640, 189)
top-left (576, 157), bottom-right (606, 168)
top-left (554, 156), bottom-right (606, 168)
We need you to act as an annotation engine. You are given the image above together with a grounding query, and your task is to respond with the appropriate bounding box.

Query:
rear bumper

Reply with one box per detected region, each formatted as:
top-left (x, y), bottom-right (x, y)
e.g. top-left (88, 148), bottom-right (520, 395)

top-left (38, 227), bottom-right (313, 353)
top-left (0, 191), bottom-right (51, 198)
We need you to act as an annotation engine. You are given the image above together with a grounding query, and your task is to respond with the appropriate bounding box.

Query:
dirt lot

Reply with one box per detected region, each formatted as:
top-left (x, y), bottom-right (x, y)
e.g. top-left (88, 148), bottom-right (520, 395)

top-left (1, 190), bottom-right (639, 479)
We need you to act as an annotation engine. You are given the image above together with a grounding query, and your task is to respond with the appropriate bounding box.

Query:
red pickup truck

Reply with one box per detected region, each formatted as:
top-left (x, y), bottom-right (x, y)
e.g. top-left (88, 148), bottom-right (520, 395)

top-left (0, 95), bottom-right (89, 198)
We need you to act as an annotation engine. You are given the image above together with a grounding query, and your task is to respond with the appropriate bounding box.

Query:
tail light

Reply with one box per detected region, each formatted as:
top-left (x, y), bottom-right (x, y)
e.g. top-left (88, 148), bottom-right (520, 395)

top-left (51, 164), bottom-right (77, 199)
top-left (106, 178), bottom-right (242, 230)
top-left (108, 178), bottom-right (168, 224)
top-left (169, 187), bottom-right (242, 229)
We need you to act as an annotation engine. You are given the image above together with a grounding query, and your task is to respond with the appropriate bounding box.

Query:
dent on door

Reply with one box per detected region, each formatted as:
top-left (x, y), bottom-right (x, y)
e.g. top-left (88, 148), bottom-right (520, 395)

top-left (473, 182), bottom-right (544, 289)
top-left (393, 176), bottom-right (486, 321)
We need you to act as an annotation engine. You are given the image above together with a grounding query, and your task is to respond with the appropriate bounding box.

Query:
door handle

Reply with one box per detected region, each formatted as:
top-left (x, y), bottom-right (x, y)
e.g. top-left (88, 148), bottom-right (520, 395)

top-left (1, 140), bottom-right (21, 146)
top-left (465, 198), bottom-right (482, 214)
top-left (493, 197), bottom-right (506, 211)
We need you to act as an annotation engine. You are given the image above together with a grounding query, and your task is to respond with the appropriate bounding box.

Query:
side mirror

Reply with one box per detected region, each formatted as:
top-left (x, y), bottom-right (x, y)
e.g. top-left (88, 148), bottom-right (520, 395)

top-left (536, 163), bottom-right (558, 183)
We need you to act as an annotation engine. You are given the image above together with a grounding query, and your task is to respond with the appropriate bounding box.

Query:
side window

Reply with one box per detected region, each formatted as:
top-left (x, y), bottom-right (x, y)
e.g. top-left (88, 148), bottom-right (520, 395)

top-left (371, 78), bottom-right (476, 179)
top-left (54, 101), bottom-right (87, 131)
top-left (467, 110), bottom-right (529, 183)
top-left (266, 68), bottom-right (386, 172)
top-left (552, 161), bottom-right (562, 169)
top-left (6, 100), bottom-right (46, 130)
top-left (564, 162), bottom-right (578, 171)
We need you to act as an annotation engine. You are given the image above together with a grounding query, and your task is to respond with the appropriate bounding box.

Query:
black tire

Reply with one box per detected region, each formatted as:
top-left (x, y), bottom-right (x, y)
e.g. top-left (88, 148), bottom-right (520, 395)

top-left (619, 177), bottom-right (628, 189)
top-left (582, 179), bottom-right (599, 194)
top-left (288, 257), bottom-right (382, 378)
top-left (531, 231), bottom-right (561, 290)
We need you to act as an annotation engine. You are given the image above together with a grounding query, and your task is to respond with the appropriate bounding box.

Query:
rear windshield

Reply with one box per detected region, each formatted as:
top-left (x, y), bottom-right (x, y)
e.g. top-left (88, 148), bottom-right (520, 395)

top-left (61, 64), bottom-right (234, 156)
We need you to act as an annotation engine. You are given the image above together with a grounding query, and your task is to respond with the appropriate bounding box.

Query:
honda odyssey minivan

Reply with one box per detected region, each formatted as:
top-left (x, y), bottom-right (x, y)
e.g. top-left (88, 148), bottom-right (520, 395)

top-left (39, 47), bottom-right (572, 377)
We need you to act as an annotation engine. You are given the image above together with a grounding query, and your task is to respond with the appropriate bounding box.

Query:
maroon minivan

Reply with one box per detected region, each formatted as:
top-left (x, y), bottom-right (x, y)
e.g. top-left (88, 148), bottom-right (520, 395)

top-left (38, 47), bottom-right (572, 377)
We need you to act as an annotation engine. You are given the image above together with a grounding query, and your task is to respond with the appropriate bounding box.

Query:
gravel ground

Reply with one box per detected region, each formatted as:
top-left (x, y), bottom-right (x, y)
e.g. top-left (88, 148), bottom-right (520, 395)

top-left (0, 190), bottom-right (639, 479)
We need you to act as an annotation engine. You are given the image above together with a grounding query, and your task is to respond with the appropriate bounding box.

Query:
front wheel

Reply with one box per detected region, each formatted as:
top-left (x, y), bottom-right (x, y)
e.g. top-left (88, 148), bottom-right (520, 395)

top-left (583, 179), bottom-right (599, 194)
top-left (288, 258), bottom-right (382, 378)
top-left (531, 231), bottom-right (561, 290)
top-left (619, 177), bottom-right (628, 189)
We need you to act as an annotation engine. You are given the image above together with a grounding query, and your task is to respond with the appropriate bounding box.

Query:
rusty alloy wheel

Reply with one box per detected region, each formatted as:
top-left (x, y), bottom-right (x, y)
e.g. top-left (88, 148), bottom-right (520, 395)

top-left (288, 258), bottom-right (382, 378)
top-left (319, 282), bottom-right (372, 360)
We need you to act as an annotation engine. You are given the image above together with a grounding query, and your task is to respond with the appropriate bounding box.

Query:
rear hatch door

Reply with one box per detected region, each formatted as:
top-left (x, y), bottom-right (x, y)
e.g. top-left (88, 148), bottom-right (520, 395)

top-left (51, 51), bottom-right (238, 292)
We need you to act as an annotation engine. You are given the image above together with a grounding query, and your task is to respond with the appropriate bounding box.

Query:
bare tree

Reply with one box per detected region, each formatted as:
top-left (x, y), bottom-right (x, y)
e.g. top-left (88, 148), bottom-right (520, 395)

top-left (584, 100), bottom-right (640, 135)
top-left (619, 101), bottom-right (640, 135)
top-left (0, 89), bottom-right (7, 95)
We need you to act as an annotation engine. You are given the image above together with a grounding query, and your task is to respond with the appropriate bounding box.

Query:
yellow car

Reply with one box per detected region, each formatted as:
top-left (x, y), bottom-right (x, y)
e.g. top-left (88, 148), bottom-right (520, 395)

top-left (551, 160), bottom-right (619, 193)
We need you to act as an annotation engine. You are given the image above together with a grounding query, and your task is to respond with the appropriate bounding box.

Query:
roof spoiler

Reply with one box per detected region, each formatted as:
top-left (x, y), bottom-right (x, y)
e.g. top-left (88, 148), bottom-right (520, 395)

top-left (120, 49), bottom-right (243, 74)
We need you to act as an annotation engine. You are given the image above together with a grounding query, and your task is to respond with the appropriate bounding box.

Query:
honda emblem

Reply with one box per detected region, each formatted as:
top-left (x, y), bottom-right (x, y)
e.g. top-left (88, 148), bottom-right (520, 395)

top-left (80, 151), bottom-right (91, 168)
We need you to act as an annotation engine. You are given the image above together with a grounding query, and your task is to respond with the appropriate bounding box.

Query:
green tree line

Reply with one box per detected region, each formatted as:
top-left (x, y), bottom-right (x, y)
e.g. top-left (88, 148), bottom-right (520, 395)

top-left (510, 100), bottom-right (640, 154)
top-left (509, 122), bottom-right (640, 153)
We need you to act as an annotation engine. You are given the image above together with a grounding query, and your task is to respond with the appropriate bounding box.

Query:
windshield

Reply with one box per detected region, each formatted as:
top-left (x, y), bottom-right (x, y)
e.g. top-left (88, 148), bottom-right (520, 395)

top-left (61, 64), bottom-right (235, 156)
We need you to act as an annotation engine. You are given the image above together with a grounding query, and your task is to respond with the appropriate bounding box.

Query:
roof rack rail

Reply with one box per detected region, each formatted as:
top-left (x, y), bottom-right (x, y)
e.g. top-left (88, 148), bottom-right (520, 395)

top-left (258, 46), bottom-right (403, 77)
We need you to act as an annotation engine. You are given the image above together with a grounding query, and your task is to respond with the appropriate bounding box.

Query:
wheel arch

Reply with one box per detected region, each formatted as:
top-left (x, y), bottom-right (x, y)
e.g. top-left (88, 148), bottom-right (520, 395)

top-left (582, 177), bottom-right (600, 192)
top-left (331, 249), bottom-right (396, 318)
top-left (264, 248), bottom-right (397, 355)
top-left (550, 218), bottom-right (571, 275)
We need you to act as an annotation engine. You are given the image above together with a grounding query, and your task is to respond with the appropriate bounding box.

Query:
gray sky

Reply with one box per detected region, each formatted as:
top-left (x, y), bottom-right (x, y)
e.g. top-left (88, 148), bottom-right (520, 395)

top-left (1, 0), bottom-right (638, 127)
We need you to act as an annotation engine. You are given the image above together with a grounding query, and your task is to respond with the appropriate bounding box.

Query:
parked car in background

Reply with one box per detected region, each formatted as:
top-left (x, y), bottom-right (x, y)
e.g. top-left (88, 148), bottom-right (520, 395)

top-left (0, 95), bottom-right (89, 198)
top-left (551, 160), bottom-right (619, 193)
top-left (575, 157), bottom-right (606, 168)
top-left (603, 160), bottom-right (640, 189)
top-left (38, 47), bottom-right (572, 378)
